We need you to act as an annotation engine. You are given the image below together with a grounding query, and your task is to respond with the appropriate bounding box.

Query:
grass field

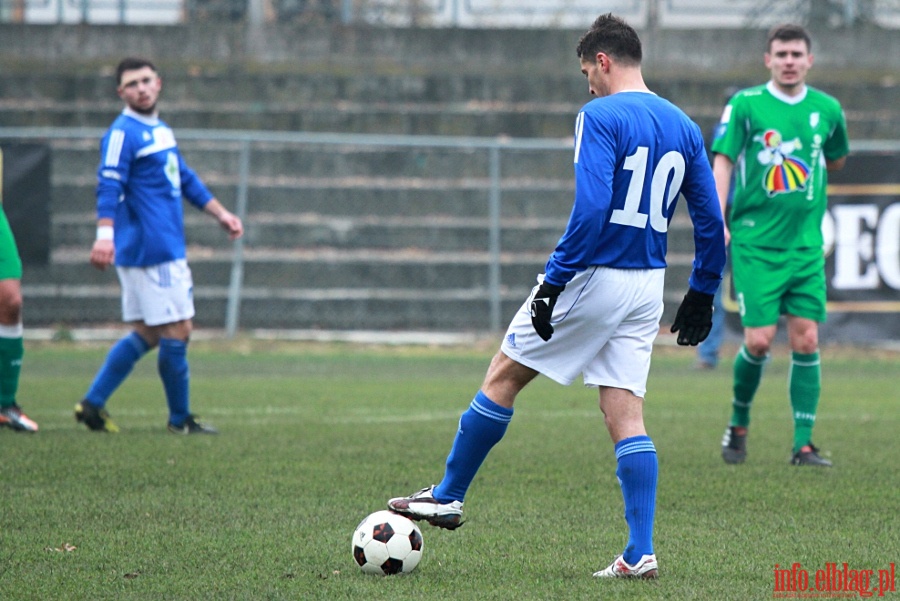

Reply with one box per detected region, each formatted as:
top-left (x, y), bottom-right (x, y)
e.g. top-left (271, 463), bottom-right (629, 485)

top-left (2, 340), bottom-right (898, 600)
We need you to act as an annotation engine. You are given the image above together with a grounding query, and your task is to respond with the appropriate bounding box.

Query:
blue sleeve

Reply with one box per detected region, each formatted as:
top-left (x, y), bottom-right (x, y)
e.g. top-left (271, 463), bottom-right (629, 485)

top-left (178, 153), bottom-right (214, 210)
top-left (681, 140), bottom-right (726, 295)
top-left (543, 110), bottom-right (615, 287)
top-left (96, 127), bottom-right (132, 220)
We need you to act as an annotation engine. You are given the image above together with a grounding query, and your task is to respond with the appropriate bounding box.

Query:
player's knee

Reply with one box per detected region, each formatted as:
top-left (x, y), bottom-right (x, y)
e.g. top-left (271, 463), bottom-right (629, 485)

top-left (0, 291), bottom-right (23, 324)
top-left (744, 332), bottom-right (772, 357)
top-left (788, 322), bottom-right (818, 353)
top-left (745, 341), bottom-right (769, 357)
top-left (792, 335), bottom-right (818, 354)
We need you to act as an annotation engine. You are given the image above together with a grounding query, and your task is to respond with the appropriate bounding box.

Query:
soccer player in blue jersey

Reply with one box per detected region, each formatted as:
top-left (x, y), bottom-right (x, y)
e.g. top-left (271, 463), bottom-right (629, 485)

top-left (388, 14), bottom-right (726, 578)
top-left (75, 57), bottom-right (243, 434)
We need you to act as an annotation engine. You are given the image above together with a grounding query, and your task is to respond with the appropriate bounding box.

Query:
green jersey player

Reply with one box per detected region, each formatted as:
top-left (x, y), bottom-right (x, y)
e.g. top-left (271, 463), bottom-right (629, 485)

top-left (712, 24), bottom-right (849, 467)
top-left (0, 148), bottom-right (38, 432)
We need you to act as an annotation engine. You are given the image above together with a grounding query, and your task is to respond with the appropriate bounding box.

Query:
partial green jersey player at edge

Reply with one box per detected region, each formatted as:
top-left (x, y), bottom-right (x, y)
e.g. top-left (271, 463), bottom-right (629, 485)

top-left (0, 148), bottom-right (38, 433)
top-left (711, 23), bottom-right (849, 469)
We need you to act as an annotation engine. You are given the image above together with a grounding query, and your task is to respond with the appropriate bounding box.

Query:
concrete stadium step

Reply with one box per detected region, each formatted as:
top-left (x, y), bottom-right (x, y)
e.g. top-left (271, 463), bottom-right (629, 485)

top-left (38, 247), bottom-right (547, 290)
top-left (3, 69), bottom-right (895, 118)
top-left (34, 246), bottom-right (696, 290)
top-left (48, 138), bottom-right (576, 181)
top-left (0, 71), bottom-right (587, 105)
top-left (23, 276), bottom-right (695, 331)
top-left (21, 289), bottom-right (526, 330)
top-left (50, 179), bottom-right (578, 220)
top-left (52, 212), bottom-right (571, 252)
top-left (51, 209), bottom-right (699, 254)
top-left (0, 101), bottom-right (581, 137)
top-left (7, 99), bottom-right (895, 140)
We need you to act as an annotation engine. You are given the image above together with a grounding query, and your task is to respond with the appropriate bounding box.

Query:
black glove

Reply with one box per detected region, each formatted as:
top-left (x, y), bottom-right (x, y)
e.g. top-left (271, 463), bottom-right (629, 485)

top-left (530, 281), bottom-right (565, 342)
top-left (670, 288), bottom-right (715, 346)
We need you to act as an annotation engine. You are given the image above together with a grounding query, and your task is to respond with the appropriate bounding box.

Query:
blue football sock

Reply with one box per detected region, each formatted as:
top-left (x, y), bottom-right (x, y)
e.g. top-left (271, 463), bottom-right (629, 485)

top-left (158, 338), bottom-right (190, 426)
top-left (84, 332), bottom-right (150, 407)
top-left (615, 435), bottom-right (658, 565)
top-left (433, 390), bottom-right (513, 503)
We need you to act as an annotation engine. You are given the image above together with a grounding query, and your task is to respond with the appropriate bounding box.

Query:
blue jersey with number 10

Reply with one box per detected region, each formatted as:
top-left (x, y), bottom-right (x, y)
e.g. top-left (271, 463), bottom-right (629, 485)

top-left (544, 91), bottom-right (725, 296)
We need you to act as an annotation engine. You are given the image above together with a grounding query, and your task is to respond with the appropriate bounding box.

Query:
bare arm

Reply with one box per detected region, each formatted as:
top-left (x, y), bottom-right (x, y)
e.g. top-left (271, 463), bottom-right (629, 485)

top-left (203, 198), bottom-right (244, 240)
top-left (711, 153), bottom-right (734, 245)
top-left (90, 217), bottom-right (115, 271)
top-left (826, 156), bottom-right (847, 172)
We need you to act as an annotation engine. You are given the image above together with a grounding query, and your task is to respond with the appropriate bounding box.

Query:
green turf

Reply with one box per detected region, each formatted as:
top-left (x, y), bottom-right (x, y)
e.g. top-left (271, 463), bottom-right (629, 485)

top-left (2, 341), bottom-right (898, 600)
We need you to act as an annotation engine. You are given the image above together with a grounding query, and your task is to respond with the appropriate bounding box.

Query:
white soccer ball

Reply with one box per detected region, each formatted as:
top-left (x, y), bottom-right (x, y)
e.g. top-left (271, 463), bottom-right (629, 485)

top-left (352, 510), bottom-right (424, 575)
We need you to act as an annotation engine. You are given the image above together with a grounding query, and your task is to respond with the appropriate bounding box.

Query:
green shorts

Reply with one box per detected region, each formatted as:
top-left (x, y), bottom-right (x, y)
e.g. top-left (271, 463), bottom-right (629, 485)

top-left (731, 244), bottom-right (826, 327)
top-left (0, 209), bottom-right (22, 281)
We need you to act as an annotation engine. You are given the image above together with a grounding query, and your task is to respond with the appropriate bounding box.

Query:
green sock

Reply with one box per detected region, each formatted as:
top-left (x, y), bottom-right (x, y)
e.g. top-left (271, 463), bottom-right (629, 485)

top-left (0, 335), bottom-right (23, 408)
top-left (731, 345), bottom-right (767, 428)
top-left (790, 350), bottom-right (821, 453)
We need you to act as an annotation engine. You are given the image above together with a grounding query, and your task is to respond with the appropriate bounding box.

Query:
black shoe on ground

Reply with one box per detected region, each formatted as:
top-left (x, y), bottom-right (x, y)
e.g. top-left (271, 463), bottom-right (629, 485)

top-left (168, 414), bottom-right (218, 435)
top-left (74, 401), bottom-right (119, 433)
top-left (721, 426), bottom-right (747, 464)
top-left (790, 443), bottom-right (832, 467)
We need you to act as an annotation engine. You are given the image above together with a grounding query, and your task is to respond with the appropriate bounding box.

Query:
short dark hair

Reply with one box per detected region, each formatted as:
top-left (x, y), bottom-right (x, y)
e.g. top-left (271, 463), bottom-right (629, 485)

top-left (116, 57), bottom-right (157, 85)
top-left (766, 23), bottom-right (812, 52)
top-left (576, 13), bottom-right (642, 66)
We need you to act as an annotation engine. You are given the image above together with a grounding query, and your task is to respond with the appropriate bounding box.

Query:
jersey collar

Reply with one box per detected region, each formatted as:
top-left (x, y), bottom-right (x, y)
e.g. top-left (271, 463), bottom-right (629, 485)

top-left (123, 107), bottom-right (160, 126)
top-left (766, 80), bottom-right (808, 105)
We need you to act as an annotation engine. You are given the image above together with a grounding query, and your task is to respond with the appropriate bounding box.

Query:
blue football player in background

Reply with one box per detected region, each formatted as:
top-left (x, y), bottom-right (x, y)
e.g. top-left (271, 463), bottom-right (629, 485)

top-left (75, 57), bottom-right (243, 434)
top-left (389, 14), bottom-right (726, 578)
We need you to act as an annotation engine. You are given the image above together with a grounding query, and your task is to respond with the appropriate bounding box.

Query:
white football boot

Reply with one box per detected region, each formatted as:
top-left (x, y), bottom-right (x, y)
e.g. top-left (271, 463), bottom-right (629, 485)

top-left (593, 554), bottom-right (659, 579)
top-left (387, 485), bottom-right (464, 530)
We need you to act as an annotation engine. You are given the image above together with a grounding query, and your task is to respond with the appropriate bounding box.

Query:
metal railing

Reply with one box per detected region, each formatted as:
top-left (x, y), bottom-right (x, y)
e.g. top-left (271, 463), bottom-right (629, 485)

top-left (0, 126), bottom-right (575, 335)
top-left (1, 126), bottom-right (897, 335)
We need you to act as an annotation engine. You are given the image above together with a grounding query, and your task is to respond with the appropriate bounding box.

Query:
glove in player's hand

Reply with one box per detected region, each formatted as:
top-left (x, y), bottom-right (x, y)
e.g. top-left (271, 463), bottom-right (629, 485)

top-left (530, 281), bottom-right (565, 342)
top-left (670, 288), bottom-right (715, 346)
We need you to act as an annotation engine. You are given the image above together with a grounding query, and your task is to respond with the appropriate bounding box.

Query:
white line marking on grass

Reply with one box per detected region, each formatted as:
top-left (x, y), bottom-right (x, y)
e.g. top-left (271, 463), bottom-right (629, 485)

top-left (51, 407), bottom-right (890, 425)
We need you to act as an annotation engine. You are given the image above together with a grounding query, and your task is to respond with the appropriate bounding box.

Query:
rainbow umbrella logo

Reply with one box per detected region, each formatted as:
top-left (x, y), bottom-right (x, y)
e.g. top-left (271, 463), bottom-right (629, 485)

top-left (756, 129), bottom-right (810, 196)
top-left (764, 156), bottom-right (810, 196)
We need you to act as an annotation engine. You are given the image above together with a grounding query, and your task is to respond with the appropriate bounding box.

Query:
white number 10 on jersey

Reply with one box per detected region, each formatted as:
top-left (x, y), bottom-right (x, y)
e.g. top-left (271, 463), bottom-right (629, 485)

top-left (574, 112), bottom-right (685, 233)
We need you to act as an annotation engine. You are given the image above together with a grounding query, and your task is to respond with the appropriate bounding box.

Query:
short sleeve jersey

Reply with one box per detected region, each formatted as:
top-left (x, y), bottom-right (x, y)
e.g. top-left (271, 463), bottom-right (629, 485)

top-left (711, 82), bottom-right (849, 249)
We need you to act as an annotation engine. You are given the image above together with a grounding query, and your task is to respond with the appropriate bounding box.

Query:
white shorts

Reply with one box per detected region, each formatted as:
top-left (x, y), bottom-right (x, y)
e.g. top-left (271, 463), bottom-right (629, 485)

top-left (116, 259), bottom-right (195, 327)
top-left (500, 267), bottom-right (665, 397)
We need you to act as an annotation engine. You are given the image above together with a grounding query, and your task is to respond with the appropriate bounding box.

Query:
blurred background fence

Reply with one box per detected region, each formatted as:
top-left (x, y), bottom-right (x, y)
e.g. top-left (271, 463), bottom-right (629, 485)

top-left (0, 0), bottom-right (898, 341)
top-left (1, 126), bottom-right (897, 342)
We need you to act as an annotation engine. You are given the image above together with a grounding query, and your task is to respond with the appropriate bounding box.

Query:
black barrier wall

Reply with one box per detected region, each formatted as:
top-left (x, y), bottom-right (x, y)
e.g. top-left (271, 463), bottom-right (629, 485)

top-left (0, 144), bottom-right (52, 266)
top-left (721, 151), bottom-right (900, 343)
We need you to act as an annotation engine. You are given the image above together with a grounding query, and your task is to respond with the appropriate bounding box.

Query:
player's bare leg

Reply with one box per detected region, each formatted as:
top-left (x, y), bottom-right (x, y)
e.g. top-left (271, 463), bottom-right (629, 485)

top-left (480, 351), bottom-right (539, 409)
